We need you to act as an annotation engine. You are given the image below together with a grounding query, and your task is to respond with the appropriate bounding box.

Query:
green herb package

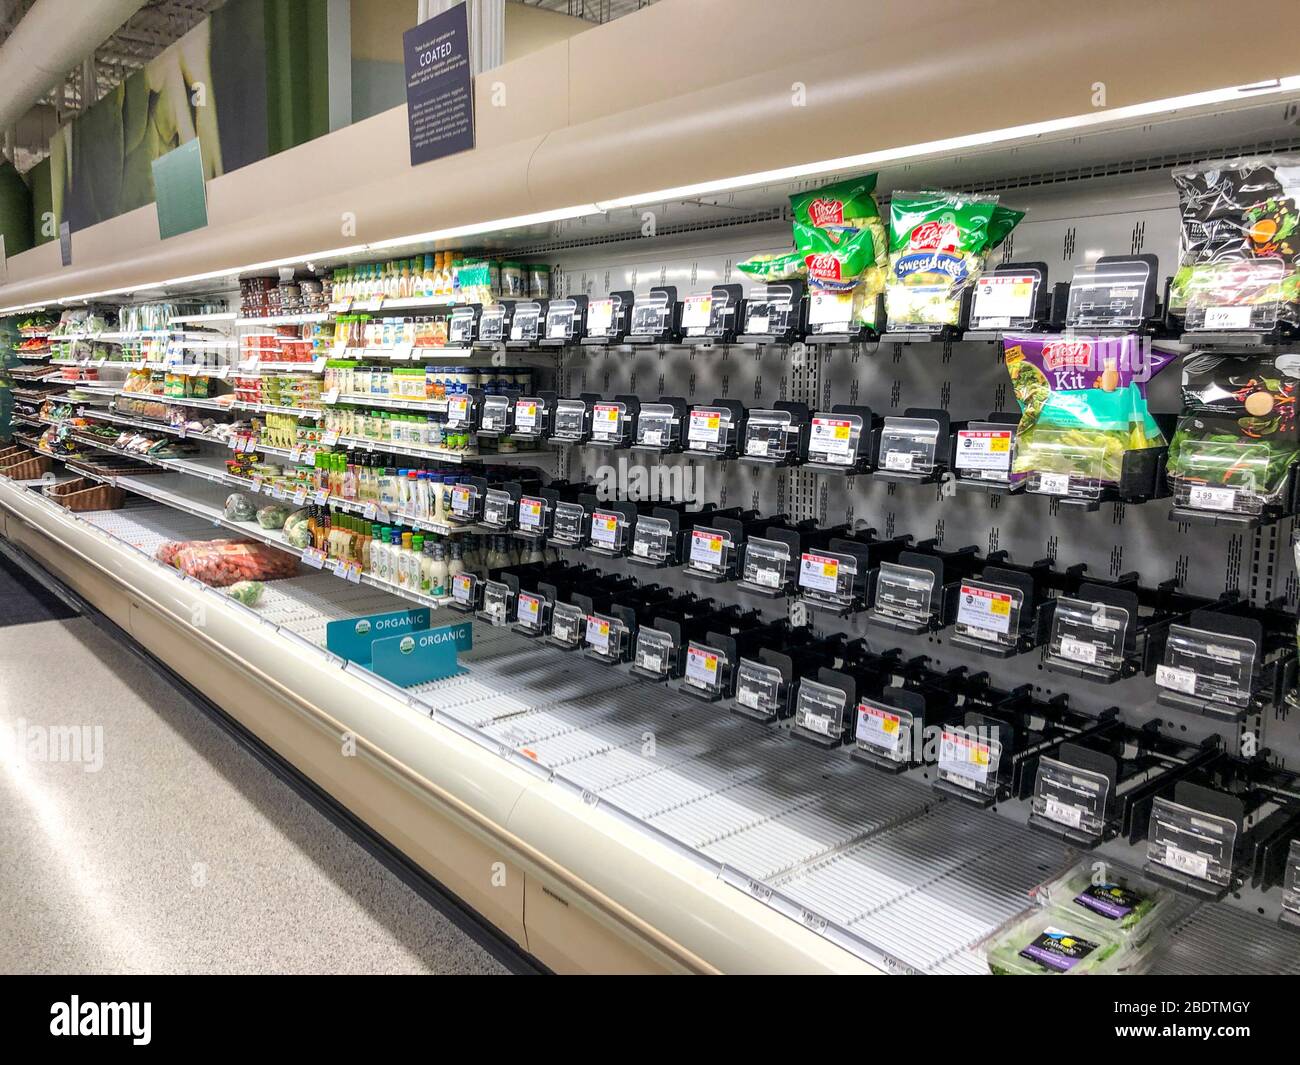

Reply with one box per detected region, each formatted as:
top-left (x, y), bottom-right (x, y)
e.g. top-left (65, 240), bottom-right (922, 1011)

top-left (1004, 334), bottom-right (1175, 486)
top-left (884, 190), bottom-right (1022, 328)
top-left (1171, 155), bottom-right (1300, 329)
top-left (1167, 352), bottom-right (1300, 512)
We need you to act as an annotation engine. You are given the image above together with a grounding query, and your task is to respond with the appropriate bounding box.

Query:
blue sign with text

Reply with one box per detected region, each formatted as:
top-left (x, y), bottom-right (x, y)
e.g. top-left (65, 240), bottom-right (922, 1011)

top-left (370, 620), bottom-right (473, 687)
top-left (403, 2), bottom-right (475, 167)
top-left (326, 608), bottom-right (431, 666)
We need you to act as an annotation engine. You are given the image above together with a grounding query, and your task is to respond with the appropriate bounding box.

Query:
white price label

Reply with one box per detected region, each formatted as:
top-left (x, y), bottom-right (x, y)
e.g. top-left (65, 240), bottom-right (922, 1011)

top-left (519, 499), bottom-right (544, 528)
top-left (801, 711), bottom-right (835, 737)
top-left (515, 401), bottom-right (538, 429)
top-left (883, 449), bottom-right (914, 472)
top-left (1202, 306), bottom-right (1252, 330)
top-left (313, 488), bottom-right (330, 505)
top-left (587, 299), bottom-right (615, 335)
top-left (855, 703), bottom-right (902, 751)
top-left (690, 531), bottom-right (724, 567)
top-left (956, 429), bottom-right (1012, 472)
top-left (681, 295), bottom-right (713, 330)
top-left (302, 548), bottom-right (326, 569)
top-left (688, 410), bottom-right (721, 444)
top-left (1156, 664), bottom-right (1197, 695)
top-left (808, 291), bottom-right (853, 327)
top-left (591, 512), bottom-right (619, 546)
top-left (685, 647), bottom-right (719, 687)
top-left (517, 594), bottom-right (540, 626)
top-left (810, 417), bottom-right (853, 457)
top-left (972, 274), bottom-right (1035, 322)
top-left (799, 552), bottom-right (840, 594)
top-left (1043, 798), bottom-right (1083, 829)
top-left (1037, 472), bottom-right (1071, 495)
top-left (753, 564), bottom-right (782, 588)
top-left (592, 404), bottom-right (620, 436)
top-left (1187, 485), bottom-right (1237, 512)
top-left (1163, 845), bottom-right (1210, 880)
top-left (1060, 636), bottom-right (1098, 665)
top-left (585, 616), bottom-right (611, 653)
top-left (957, 584), bottom-right (1013, 635)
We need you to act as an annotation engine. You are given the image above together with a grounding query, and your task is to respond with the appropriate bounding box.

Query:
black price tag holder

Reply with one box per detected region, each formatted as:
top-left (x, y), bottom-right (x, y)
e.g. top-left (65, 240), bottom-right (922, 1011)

top-left (580, 290), bottom-right (634, 346)
top-left (964, 261), bottom-right (1056, 340)
top-left (681, 284), bottom-right (745, 346)
top-left (953, 412), bottom-right (1024, 494)
top-left (803, 404), bottom-right (878, 475)
top-left (511, 391), bottom-right (556, 441)
top-left (737, 281), bottom-right (806, 346)
top-left (541, 295), bottom-right (588, 347)
top-left (739, 401), bottom-right (810, 467)
top-left (476, 302), bottom-right (515, 345)
top-left (631, 396), bottom-right (689, 454)
top-left (506, 300), bottom-right (548, 349)
top-left (873, 407), bottom-right (956, 485)
top-left (790, 668), bottom-right (856, 748)
top-left (866, 544), bottom-right (980, 635)
top-left (626, 286), bottom-right (681, 345)
top-left (1065, 254), bottom-right (1160, 333)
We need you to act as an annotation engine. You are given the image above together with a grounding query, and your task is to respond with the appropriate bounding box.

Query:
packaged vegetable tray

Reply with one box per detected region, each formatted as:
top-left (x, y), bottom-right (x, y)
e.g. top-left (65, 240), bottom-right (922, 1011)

top-left (1166, 352), bottom-right (1299, 511)
top-left (163, 540), bottom-right (300, 587)
top-left (985, 908), bottom-right (1136, 975)
top-left (1004, 334), bottom-right (1174, 486)
top-left (1033, 864), bottom-right (1173, 946)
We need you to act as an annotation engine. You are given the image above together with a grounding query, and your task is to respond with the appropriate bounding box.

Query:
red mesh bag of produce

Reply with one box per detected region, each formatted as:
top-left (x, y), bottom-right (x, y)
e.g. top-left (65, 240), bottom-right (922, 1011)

top-left (162, 540), bottom-right (300, 587)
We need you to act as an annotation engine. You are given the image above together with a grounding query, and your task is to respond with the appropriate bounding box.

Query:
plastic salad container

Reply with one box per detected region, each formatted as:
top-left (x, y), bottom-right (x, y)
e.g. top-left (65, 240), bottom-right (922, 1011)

top-left (986, 909), bottom-right (1134, 975)
top-left (1034, 864), bottom-right (1172, 945)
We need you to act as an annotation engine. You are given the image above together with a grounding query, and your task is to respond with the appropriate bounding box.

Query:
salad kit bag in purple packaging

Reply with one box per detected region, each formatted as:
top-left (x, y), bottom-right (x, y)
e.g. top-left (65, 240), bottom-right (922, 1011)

top-left (1004, 334), bottom-right (1175, 495)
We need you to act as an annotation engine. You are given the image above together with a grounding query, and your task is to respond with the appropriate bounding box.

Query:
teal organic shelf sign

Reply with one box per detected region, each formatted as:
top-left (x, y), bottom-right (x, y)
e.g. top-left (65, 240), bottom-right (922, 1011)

top-left (152, 140), bottom-right (209, 240)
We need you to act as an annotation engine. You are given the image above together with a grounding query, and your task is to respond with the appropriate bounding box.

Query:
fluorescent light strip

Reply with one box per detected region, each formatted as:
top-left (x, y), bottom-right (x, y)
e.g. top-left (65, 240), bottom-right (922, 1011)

top-left (4, 76), bottom-right (1296, 317)
top-left (592, 77), bottom-right (1300, 210)
top-left (366, 203), bottom-right (603, 251)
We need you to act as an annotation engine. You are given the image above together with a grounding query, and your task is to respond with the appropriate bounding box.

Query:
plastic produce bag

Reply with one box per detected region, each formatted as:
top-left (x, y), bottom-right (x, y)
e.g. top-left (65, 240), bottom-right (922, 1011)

top-left (1167, 352), bottom-right (1300, 509)
top-left (256, 502), bottom-right (291, 529)
top-left (223, 492), bottom-right (258, 521)
top-left (166, 540), bottom-right (300, 587)
top-left (789, 174), bottom-right (887, 258)
top-left (1171, 155), bottom-right (1300, 327)
top-left (884, 190), bottom-right (1001, 328)
top-left (226, 580), bottom-right (265, 607)
top-left (283, 509), bottom-right (312, 548)
top-left (1004, 334), bottom-right (1174, 486)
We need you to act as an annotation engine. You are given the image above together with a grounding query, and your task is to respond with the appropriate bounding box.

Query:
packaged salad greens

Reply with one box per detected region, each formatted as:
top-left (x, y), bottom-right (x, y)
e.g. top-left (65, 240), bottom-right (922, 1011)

top-left (1034, 864), bottom-right (1173, 945)
top-left (256, 502), bottom-right (292, 530)
top-left (1167, 352), bottom-right (1300, 513)
top-left (986, 908), bottom-right (1131, 975)
top-left (884, 190), bottom-right (1022, 329)
top-left (1004, 334), bottom-right (1174, 487)
top-left (226, 580), bottom-right (265, 607)
top-left (223, 492), bottom-right (258, 522)
top-left (1172, 155), bottom-right (1300, 331)
top-left (737, 172), bottom-right (887, 328)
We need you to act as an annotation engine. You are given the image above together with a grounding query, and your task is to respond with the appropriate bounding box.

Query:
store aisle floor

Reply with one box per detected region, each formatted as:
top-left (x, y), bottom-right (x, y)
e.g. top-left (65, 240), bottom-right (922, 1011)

top-left (0, 576), bottom-right (509, 975)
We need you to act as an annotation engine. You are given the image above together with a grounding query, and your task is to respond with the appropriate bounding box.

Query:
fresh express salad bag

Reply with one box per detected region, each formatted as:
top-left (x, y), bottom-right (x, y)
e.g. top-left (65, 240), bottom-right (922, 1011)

top-left (1172, 155), bottom-right (1300, 333)
top-left (883, 190), bottom-right (1023, 331)
top-left (1004, 334), bottom-right (1174, 497)
top-left (1166, 352), bottom-right (1300, 515)
top-left (738, 173), bottom-right (888, 332)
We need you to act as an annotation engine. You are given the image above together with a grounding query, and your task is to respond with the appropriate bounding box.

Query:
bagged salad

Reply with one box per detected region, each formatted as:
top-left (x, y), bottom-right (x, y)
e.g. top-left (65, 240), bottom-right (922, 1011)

top-left (256, 502), bottom-right (292, 530)
top-left (1171, 155), bottom-right (1300, 330)
top-left (883, 190), bottom-right (1023, 329)
top-left (738, 173), bottom-right (887, 329)
top-left (1005, 334), bottom-right (1174, 487)
top-left (1167, 352), bottom-right (1300, 511)
top-left (223, 492), bottom-right (258, 522)
top-left (283, 509), bottom-right (312, 548)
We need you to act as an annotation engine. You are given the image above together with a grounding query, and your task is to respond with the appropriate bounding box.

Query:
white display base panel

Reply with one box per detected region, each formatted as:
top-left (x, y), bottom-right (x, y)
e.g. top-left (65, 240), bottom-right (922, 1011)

top-left (401, 618), bottom-right (1300, 975)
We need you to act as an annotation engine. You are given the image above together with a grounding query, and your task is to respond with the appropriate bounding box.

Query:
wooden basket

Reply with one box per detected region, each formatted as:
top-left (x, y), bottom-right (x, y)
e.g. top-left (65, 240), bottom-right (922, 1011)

top-left (0, 450), bottom-right (52, 481)
top-left (46, 477), bottom-right (125, 512)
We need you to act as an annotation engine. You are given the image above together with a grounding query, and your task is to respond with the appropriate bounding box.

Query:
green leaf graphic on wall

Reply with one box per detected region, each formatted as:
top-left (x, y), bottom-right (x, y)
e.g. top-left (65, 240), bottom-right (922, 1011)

top-left (44, 0), bottom-right (325, 238)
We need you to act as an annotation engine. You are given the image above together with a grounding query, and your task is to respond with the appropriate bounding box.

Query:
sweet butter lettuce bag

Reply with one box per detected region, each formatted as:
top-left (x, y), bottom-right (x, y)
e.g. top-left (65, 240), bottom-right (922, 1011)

top-left (1004, 334), bottom-right (1174, 486)
top-left (885, 190), bottom-right (1004, 328)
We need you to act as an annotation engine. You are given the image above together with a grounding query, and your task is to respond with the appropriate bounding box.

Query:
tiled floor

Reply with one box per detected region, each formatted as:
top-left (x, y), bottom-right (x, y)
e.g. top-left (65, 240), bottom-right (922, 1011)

top-left (0, 602), bottom-right (508, 975)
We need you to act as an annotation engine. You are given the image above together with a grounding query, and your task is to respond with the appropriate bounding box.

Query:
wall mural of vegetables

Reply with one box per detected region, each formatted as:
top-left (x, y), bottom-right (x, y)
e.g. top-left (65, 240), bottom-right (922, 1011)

top-left (1166, 352), bottom-right (1300, 512)
top-left (44, 0), bottom-right (327, 237)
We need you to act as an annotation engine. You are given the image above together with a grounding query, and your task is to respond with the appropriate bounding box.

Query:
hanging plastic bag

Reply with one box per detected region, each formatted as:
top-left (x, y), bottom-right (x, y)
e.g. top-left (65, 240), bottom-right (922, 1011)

top-left (1004, 334), bottom-right (1175, 486)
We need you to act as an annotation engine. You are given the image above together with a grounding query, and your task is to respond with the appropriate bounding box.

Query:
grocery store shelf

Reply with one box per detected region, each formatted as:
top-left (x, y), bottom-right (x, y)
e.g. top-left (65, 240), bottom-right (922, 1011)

top-left (1149, 901), bottom-right (1300, 976)
top-left (237, 313), bottom-right (331, 327)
